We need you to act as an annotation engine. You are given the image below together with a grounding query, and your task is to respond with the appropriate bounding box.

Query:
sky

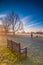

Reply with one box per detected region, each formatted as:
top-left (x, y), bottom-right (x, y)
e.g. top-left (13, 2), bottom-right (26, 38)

top-left (0, 0), bottom-right (43, 32)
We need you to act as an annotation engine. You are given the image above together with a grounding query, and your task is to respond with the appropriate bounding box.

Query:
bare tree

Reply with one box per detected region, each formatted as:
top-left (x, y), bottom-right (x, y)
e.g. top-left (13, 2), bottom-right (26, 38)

top-left (2, 16), bottom-right (11, 35)
top-left (2, 12), bottom-right (24, 35)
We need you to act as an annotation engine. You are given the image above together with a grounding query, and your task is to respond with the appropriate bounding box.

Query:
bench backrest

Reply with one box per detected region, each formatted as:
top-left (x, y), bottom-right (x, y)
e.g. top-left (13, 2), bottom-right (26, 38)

top-left (7, 39), bottom-right (27, 58)
top-left (7, 40), bottom-right (13, 49)
top-left (12, 41), bottom-right (20, 52)
top-left (7, 39), bottom-right (20, 52)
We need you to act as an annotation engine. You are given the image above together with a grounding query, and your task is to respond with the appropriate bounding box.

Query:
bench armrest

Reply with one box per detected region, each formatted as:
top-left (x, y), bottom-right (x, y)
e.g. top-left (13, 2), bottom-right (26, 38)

top-left (20, 48), bottom-right (27, 53)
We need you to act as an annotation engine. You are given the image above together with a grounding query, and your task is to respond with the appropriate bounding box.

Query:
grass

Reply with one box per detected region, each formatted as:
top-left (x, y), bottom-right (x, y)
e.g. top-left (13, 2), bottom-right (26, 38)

top-left (0, 35), bottom-right (43, 65)
top-left (0, 47), bottom-right (32, 65)
top-left (0, 47), bottom-right (18, 65)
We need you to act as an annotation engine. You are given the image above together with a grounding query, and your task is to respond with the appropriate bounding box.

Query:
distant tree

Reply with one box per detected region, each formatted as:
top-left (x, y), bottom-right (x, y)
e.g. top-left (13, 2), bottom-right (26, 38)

top-left (2, 12), bottom-right (24, 35)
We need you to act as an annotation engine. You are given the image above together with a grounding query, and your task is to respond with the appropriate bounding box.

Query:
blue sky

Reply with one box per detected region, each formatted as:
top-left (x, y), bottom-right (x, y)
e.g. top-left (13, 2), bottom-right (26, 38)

top-left (0, 0), bottom-right (43, 32)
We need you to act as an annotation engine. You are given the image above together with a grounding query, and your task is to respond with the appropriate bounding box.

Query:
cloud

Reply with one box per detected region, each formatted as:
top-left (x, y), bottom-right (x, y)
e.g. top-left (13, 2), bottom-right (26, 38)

top-left (21, 16), bottom-right (43, 28)
top-left (0, 14), bottom-right (6, 18)
top-left (21, 15), bottom-right (31, 25)
top-left (20, 16), bottom-right (43, 32)
top-left (24, 22), bottom-right (43, 32)
top-left (0, 14), bottom-right (6, 24)
top-left (27, 22), bottom-right (43, 28)
top-left (0, 20), bottom-right (2, 24)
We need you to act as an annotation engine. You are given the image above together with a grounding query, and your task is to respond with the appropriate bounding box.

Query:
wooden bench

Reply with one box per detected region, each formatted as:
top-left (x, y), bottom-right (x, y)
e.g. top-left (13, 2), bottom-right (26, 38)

top-left (7, 39), bottom-right (27, 60)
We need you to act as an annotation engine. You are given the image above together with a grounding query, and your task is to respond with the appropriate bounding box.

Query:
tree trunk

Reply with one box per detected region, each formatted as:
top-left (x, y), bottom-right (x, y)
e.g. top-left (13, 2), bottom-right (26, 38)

top-left (12, 24), bottom-right (15, 35)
